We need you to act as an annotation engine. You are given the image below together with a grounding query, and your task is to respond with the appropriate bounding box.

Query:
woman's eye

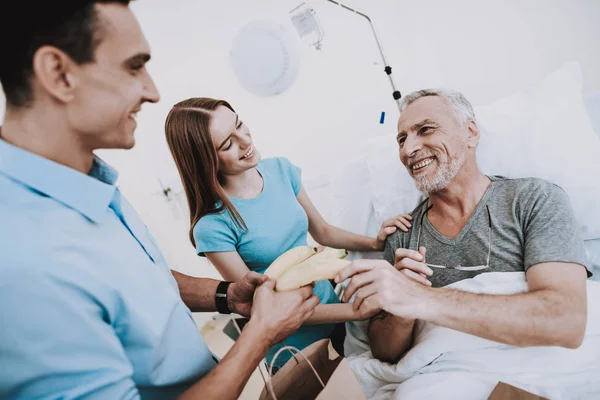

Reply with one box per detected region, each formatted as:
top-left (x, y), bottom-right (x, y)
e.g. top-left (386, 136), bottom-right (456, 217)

top-left (224, 140), bottom-right (233, 150)
top-left (237, 121), bottom-right (244, 129)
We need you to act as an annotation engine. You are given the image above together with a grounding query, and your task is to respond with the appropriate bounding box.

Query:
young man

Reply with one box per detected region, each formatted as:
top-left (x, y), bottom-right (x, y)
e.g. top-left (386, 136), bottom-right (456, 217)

top-left (0, 2), bottom-right (319, 398)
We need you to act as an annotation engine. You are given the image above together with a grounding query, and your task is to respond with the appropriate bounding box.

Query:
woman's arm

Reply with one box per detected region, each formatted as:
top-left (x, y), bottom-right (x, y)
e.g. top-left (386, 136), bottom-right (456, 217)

top-left (304, 302), bottom-right (379, 324)
top-left (296, 187), bottom-right (379, 251)
top-left (205, 251), bottom-right (251, 282)
top-left (297, 186), bottom-right (401, 252)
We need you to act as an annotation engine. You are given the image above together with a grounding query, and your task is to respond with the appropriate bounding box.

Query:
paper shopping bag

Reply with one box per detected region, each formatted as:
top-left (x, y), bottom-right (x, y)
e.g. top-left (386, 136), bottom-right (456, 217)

top-left (488, 382), bottom-right (548, 400)
top-left (259, 338), bottom-right (366, 400)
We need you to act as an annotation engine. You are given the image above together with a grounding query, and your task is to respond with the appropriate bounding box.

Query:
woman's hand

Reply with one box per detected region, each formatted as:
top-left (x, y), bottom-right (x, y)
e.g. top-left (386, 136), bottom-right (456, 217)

top-left (375, 214), bottom-right (413, 250)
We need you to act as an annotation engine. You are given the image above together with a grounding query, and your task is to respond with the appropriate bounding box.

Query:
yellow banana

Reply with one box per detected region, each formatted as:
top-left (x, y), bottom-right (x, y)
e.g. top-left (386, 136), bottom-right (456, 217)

top-left (309, 247), bottom-right (348, 261)
top-left (275, 258), bottom-right (351, 292)
top-left (263, 245), bottom-right (317, 279)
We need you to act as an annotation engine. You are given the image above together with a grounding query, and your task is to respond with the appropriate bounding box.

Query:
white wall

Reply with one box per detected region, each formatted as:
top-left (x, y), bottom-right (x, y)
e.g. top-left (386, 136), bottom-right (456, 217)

top-left (2, 0), bottom-right (600, 325)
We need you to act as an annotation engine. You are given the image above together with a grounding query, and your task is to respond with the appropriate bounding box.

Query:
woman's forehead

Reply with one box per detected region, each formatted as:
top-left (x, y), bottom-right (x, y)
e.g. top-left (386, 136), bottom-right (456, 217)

top-left (209, 106), bottom-right (237, 143)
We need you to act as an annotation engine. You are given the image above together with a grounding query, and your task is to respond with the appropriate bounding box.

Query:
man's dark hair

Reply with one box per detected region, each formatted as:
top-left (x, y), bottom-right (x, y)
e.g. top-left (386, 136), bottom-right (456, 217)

top-left (0, 1), bottom-right (131, 107)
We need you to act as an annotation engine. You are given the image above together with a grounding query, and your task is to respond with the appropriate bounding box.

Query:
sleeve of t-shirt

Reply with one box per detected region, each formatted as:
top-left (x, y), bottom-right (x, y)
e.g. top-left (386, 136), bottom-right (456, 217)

top-left (522, 182), bottom-right (589, 274)
top-left (383, 231), bottom-right (404, 265)
top-left (0, 265), bottom-right (141, 400)
top-left (194, 213), bottom-right (238, 256)
top-left (279, 157), bottom-right (302, 196)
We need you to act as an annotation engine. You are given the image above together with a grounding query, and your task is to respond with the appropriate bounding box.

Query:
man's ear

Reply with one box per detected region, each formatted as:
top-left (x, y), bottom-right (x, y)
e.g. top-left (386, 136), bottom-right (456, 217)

top-left (31, 45), bottom-right (78, 103)
top-left (466, 120), bottom-right (480, 149)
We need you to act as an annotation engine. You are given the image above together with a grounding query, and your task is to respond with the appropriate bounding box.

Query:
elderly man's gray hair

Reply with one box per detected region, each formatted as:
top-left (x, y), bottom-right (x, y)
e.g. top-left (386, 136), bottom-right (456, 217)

top-left (399, 89), bottom-right (476, 124)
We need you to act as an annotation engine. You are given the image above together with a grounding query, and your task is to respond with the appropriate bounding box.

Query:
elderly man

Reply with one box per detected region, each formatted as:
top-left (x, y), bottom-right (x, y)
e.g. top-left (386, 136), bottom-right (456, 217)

top-left (336, 89), bottom-right (591, 363)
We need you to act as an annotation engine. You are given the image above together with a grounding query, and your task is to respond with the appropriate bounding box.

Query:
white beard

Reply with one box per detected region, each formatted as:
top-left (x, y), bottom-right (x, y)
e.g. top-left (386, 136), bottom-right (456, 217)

top-left (413, 146), bottom-right (468, 193)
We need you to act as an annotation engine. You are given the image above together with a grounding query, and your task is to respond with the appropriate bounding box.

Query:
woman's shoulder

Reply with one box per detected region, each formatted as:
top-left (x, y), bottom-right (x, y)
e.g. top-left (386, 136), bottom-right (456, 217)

top-left (259, 156), bottom-right (290, 171)
top-left (193, 209), bottom-right (235, 235)
top-left (260, 157), bottom-right (298, 177)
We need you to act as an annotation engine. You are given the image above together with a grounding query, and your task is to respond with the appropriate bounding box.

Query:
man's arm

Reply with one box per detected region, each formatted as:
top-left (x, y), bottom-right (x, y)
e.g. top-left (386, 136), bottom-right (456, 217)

top-left (304, 303), bottom-right (378, 325)
top-left (367, 312), bottom-right (415, 363)
top-left (340, 260), bottom-right (588, 350)
top-left (365, 246), bottom-right (429, 363)
top-left (420, 262), bottom-right (587, 348)
top-left (171, 270), bottom-right (221, 313)
top-left (171, 269), bottom-right (273, 318)
top-left (179, 320), bottom-right (273, 399)
top-left (180, 280), bottom-right (320, 399)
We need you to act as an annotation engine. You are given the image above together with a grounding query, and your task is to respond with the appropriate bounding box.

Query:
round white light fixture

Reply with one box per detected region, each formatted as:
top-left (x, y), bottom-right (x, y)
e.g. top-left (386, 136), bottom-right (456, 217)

top-left (230, 20), bottom-right (300, 97)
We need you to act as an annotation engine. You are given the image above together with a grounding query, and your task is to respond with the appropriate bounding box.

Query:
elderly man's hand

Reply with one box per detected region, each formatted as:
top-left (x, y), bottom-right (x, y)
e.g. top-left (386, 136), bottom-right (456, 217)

top-left (394, 247), bottom-right (433, 286)
top-left (335, 259), bottom-right (432, 320)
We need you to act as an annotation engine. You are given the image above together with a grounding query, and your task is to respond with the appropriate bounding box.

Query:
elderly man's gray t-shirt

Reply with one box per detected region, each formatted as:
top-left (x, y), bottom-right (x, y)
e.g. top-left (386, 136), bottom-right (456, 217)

top-left (383, 177), bottom-right (590, 287)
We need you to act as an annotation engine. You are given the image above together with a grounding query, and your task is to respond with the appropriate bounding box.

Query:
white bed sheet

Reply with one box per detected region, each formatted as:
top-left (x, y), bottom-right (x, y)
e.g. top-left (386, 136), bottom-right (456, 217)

top-left (346, 272), bottom-right (600, 400)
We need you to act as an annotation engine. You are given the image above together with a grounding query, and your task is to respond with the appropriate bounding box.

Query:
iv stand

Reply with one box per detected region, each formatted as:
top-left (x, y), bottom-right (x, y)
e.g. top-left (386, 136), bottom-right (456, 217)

top-left (325, 0), bottom-right (402, 108)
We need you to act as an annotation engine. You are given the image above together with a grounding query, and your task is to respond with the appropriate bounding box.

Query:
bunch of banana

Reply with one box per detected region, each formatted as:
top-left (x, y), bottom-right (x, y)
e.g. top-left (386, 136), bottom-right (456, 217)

top-left (262, 246), bottom-right (350, 292)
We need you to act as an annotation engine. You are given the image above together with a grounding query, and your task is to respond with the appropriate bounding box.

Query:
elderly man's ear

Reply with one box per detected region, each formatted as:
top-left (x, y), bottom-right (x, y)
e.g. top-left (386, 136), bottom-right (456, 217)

top-left (466, 120), bottom-right (481, 149)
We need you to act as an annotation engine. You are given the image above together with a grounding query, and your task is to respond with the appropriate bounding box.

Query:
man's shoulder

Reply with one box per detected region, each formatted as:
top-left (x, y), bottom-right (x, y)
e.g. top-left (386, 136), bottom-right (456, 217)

top-left (0, 181), bottom-right (54, 268)
top-left (383, 198), bottom-right (428, 254)
top-left (385, 228), bottom-right (407, 254)
top-left (0, 178), bottom-right (106, 279)
top-left (491, 176), bottom-right (567, 200)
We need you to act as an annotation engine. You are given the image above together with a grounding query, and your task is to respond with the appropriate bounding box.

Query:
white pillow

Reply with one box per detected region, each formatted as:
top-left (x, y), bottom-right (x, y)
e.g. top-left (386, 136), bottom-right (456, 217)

top-left (584, 91), bottom-right (600, 138)
top-left (329, 157), bottom-right (383, 261)
top-left (366, 62), bottom-right (600, 241)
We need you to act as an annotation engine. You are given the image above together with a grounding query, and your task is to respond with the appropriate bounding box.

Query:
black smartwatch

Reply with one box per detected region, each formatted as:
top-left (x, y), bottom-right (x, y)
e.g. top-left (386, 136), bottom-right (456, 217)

top-left (215, 281), bottom-right (232, 314)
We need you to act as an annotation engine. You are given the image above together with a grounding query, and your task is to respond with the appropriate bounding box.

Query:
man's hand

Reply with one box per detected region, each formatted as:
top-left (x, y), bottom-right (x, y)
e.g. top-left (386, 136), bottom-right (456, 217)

top-left (250, 280), bottom-right (320, 344)
top-left (227, 272), bottom-right (269, 317)
top-left (394, 247), bottom-right (433, 286)
top-left (375, 214), bottom-right (413, 250)
top-left (336, 259), bottom-right (431, 320)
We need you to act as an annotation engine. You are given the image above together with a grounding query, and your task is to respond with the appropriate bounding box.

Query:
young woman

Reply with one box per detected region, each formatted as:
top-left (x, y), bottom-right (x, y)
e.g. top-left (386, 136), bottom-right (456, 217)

top-left (165, 97), bottom-right (412, 369)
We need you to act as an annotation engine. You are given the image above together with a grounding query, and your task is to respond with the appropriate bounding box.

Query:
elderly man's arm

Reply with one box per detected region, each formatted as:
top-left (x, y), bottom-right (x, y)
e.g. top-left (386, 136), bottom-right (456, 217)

top-left (340, 260), bottom-right (588, 350)
top-left (422, 262), bottom-right (587, 348)
top-left (364, 242), bottom-right (428, 363)
top-left (367, 312), bottom-right (415, 363)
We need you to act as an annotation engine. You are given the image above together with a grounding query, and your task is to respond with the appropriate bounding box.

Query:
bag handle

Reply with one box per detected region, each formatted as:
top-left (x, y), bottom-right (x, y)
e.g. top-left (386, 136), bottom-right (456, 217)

top-left (231, 319), bottom-right (326, 400)
top-left (266, 345), bottom-right (326, 400)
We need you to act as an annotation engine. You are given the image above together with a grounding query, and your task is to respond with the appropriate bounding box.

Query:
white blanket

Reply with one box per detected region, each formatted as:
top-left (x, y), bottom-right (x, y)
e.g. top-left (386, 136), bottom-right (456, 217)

top-left (347, 272), bottom-right (600, 400)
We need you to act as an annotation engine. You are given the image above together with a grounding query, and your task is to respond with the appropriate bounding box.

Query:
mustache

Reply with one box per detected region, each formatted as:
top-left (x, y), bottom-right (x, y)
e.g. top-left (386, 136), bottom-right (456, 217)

top-left (407, 152), bottom-right (437, 167)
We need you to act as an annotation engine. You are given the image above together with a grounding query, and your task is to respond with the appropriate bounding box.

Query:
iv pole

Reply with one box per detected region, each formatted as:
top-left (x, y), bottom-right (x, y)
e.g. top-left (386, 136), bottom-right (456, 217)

top-left (325, 0), bottom-right (402, 108)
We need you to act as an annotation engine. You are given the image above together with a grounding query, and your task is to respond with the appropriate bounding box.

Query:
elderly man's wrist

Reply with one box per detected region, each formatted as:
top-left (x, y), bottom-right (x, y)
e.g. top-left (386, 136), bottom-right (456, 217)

top-left (412, 286), bottom-right (438, 320)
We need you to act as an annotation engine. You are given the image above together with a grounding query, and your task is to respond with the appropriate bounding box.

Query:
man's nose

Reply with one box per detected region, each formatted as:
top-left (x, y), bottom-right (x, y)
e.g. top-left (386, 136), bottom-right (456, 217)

top-left (142, 73), bottom-right (160, 104)
top-left (401, 136), bottom-right (422, 159)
